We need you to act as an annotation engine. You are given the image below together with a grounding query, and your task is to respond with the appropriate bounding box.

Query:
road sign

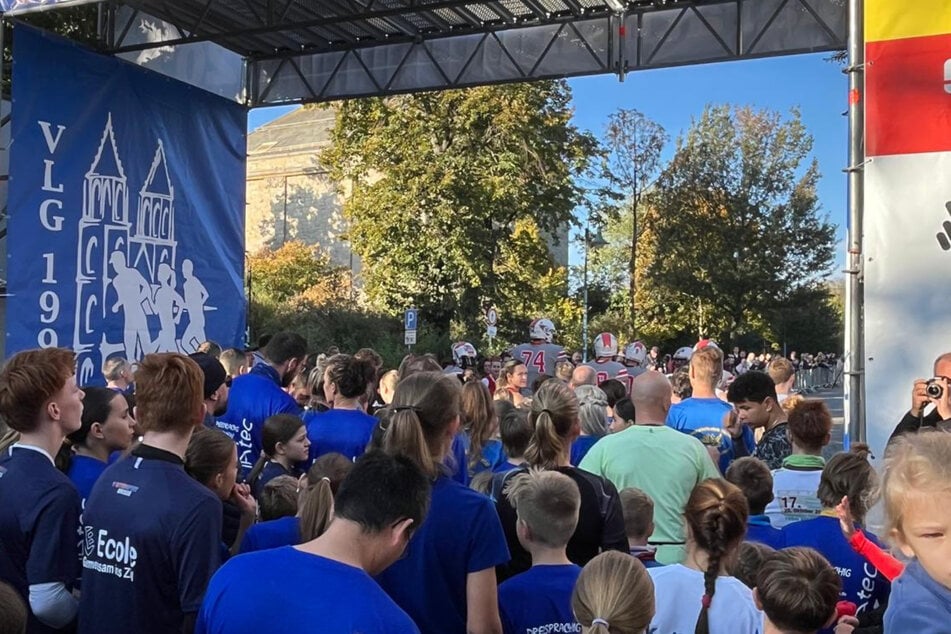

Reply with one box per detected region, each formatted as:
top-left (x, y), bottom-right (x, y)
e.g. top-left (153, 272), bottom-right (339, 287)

top-left (404, 309), bottom-right (418, 331)
top-left (486, 307), bottom-right (498, 326)
top-left (487, 326), bottom-right (497, 338)
top-left (404, 330), bottom-right (417, 345)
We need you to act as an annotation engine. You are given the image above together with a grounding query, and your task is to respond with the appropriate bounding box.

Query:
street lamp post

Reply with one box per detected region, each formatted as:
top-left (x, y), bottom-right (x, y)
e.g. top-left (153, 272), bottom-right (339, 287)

top-left (582, 227), bottom-right (607, 363)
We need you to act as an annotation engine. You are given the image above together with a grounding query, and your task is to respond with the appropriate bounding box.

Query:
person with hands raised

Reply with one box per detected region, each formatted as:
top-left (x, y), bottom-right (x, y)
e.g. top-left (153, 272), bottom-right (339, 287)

top-left (835, 495), bottom-right (903, 582)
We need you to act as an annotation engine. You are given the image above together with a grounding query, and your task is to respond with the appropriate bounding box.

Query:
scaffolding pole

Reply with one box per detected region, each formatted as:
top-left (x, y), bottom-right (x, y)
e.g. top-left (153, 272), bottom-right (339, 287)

top-left (844, 0), bottom-right (865, 446)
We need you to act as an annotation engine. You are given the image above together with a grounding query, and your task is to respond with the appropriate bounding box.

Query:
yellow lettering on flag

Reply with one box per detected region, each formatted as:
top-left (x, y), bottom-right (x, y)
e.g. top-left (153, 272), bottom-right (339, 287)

top-left (866, 0), bottom-right (951, 42)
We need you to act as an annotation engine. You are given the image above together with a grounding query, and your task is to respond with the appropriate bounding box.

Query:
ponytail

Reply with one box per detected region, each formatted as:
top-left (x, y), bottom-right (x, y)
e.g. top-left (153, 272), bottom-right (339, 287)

top-left (572, 551), bottom-right (654, 634)
top-left (684, 479), bottom-right (749, 634)
top-left (246, 454), bottom-right (269, 493)
top-left (383, 372), bottom-right (461, 479)
top-left (298, 477), bottom-right (334, 541)
top-left (525, 380), bottom-right (578, 469)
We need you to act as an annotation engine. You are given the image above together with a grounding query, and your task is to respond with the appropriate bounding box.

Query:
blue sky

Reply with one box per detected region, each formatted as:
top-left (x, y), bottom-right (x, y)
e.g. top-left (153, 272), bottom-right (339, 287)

top-left (248, 52), bottom-right (847, 268)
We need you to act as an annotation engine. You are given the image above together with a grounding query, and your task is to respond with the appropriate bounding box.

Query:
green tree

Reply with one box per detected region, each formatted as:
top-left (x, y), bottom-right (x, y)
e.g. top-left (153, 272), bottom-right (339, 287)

top-left (247, 240), bottom-right (349, 309)
top-left (637, 105), bottom-right (837, 346)
top-left (599, 109), bottom-right (667, 332)
top-left (320, 81), bottom-right (597, 340)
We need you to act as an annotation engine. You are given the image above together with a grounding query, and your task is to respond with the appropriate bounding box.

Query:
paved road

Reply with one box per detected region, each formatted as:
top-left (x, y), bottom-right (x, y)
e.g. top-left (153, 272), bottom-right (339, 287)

top-left (815, 384), bottom-right (845, 459)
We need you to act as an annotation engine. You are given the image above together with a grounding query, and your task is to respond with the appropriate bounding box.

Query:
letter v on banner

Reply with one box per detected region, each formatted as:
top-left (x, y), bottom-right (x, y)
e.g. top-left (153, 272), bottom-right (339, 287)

top-left (862, 0), bottom-right (951, 459)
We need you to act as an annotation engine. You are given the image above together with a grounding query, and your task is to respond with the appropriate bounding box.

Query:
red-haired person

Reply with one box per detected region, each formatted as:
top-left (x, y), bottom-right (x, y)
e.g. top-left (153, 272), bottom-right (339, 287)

top-left (0, 348), bottom-right (84, 633)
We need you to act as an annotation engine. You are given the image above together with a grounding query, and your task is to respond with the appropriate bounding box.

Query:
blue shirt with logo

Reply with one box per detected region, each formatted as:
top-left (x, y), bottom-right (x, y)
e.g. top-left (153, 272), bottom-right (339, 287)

top-left (304, 408), bottom-right (378, 463)
top-left (238, 516), bottom-right (301, 554)
top-left (666, 397), bottom-right (753, 472)
top-left (216, 364), bottom-right (301, 478)
top-left (499, 564), bottom-right (581, 634)
top-left (377, 476), bottom-right (510, 634)
top-left (0, 446), bottom-right (81, 634)
top-left (77, 447), bottom-right (222, 634)
top-left (782, 516), bottom-right (890, 616)
top-left (197, 547), bottom-right (419, 634)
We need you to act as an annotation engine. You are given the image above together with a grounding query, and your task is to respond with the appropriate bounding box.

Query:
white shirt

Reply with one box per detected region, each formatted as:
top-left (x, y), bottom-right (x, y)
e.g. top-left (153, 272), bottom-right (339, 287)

top-left (765, 467), bottom-right (823, 528)
top-left (648, 564), bottom-right (763, 634)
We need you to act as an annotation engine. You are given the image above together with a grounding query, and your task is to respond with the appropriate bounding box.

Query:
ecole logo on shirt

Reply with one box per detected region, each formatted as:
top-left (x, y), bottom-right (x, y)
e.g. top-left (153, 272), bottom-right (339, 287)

top-left (83, 527), bottom-right (137, 582)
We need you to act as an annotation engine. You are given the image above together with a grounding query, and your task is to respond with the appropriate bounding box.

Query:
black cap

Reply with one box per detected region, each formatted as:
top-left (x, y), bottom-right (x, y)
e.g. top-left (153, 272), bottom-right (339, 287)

top-left (189, 352), bottom-right (227, 399)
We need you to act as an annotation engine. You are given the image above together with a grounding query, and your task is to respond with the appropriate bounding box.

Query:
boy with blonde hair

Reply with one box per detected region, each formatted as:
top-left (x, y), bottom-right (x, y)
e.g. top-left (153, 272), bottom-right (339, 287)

top-left (619, 488), bottom-right (662, 568)
top-left (882, 431), bottom-right (951, 631)
top-left (499, 469), bottom-right (582, 634)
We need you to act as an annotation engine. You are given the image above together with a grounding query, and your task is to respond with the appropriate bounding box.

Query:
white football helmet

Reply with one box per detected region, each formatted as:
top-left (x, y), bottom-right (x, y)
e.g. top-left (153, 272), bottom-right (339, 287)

top-left (673, 346), bottom-right (694, 361)
top-left (451, 341), bottom-right (477, 367)
top-left (593, 333), bottom-right (619, 359)
top-left (529, 318), bottom-right (556, 343)
top-left (623, 341), bottom-right (647, 365)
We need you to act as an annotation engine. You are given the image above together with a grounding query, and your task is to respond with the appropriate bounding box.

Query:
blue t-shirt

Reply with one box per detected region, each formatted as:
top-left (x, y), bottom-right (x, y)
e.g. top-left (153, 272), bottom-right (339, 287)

top-left (666, 397), bottom-right (753, 472)
top-left (250, 461), bottom-right (298, 499)
top-left (67, 454), bottom-right (108, 506)
top-left (0, 446), bottom-right (81, 634)
top-left (782, 516), bottom-right (890, 616)
top-left (570, 435), bottom-right (599, 467)
top-left (746, 515), bottom-right (783, 550)
top-left (197, 546), bottom-right (419, 634)
top-left (78, 448), bottom-right (223, 634)
top-left (498, 564), bottom-right (581, 634)
top-left (216, 364), bottom-right (301, 477)
top-left (377, 476), bottom-right (510, 634)
top-left (449, 432), bottom-right (469, 486)
top-left (884, 560), bottom-right (951, 633)
top-left (238, 516), bottom-right (301, 554)
top-left (471, 438), bottom-right (506, 476)
top-left (305, 408), bottom-right (378, 462)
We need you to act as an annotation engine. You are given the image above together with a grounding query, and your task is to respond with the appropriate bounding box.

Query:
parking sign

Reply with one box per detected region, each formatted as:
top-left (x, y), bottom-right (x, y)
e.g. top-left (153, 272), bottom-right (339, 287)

top-left (404, 309), bottom-right (418, 331)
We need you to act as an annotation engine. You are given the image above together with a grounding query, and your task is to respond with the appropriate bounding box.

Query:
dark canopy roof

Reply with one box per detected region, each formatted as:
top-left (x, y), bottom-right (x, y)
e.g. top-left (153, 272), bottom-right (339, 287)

top-left (6, 0), bottom-right (847, 106)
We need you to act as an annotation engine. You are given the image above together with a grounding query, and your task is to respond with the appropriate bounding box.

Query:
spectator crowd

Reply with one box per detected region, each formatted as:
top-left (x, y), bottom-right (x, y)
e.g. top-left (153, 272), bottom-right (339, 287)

top-left (0, 318), bottom-right (946, 634)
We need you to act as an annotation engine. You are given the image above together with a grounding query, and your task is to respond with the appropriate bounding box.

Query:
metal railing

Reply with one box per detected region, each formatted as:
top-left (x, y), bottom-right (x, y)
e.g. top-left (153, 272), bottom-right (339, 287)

top-left (795, 365), bottom-right (840, 394)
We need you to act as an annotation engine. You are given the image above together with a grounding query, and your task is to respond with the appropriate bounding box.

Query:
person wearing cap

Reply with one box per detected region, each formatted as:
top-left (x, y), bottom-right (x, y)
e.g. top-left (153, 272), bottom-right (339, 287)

top-left (189, 352), bottom-right (229, 428)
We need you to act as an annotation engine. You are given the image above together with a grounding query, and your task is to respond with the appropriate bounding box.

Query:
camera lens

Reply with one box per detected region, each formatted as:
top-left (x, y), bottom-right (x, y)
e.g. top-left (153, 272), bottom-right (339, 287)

top-left (927, 382), bottom-right (944, 399)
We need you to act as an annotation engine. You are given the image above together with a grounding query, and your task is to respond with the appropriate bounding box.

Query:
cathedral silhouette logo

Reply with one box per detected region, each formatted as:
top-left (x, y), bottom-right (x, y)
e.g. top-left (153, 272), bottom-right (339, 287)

top-left (73, 113), bottom-right (213, 384)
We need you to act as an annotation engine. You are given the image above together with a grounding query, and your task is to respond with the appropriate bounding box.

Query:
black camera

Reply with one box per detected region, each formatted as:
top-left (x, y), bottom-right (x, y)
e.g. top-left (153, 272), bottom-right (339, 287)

top-left (926, 378), bottom-right (944, 399)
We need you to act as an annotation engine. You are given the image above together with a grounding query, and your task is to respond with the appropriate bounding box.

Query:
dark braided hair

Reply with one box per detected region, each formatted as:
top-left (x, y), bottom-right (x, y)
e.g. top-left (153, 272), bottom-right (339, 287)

top-left (684, 479), bottom-right (749, 634)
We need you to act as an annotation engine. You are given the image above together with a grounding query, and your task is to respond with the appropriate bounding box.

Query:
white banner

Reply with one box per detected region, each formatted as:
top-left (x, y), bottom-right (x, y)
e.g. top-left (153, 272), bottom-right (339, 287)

top-left (864, 152), bottom-right (951, 457)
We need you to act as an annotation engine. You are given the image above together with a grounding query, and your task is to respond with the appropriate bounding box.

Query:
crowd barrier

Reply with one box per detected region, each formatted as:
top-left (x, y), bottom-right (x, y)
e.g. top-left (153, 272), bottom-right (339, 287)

top-left (795, 365), bottom-right (839, 394)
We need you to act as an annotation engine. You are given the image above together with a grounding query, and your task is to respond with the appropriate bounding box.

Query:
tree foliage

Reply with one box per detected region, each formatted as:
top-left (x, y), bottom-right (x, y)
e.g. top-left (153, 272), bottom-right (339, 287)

top-left (247, 241), bottom-right (350, 309)
top-left (598, 109), bottom-right (667, 330)
top-left (586, 105), bottom-right (838, 351)
top-left (320, 81), bottom-right (597, 342)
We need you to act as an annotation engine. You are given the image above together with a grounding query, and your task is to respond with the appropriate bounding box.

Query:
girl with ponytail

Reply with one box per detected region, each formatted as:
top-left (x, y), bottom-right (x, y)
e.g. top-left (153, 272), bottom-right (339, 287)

top-left (238, 451), bottom-right (353, 554)
top-left (246, 414), bottom-right (310, 499)
top-left (377, 371), bottom-right (510, 634)
top-left (647, 478), bottom-right (760, 634)
top-left (495, 380), bottom-right (627, 582)
top-left (572, 551), bottom-right (655, 633)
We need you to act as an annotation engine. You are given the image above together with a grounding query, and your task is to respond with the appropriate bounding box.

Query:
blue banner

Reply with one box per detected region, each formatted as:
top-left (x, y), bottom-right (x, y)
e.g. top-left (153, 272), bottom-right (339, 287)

top-left (0, 0), bottom-right (95, 13)
top-left (8, 26), bottom-right (247, 384)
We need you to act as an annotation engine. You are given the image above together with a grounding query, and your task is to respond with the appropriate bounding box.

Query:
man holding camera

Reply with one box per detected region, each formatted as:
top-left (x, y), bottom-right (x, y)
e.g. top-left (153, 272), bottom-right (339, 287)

top-left (889, 353), bottom-right (951, 443)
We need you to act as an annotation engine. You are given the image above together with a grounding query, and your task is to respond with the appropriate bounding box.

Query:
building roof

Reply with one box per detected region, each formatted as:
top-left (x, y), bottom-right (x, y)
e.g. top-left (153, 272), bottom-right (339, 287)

top-left (248, 107), bottom-right (337, 157)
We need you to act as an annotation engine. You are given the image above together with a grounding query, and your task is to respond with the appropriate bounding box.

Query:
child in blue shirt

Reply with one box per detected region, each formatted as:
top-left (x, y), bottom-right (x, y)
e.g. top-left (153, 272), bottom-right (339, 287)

top-left (726, 457), bottom-right (784, 550)
top-left (305, 354), bottom-right (378, 462)
top-left (62, 387), bottom-right (136, 504)
top-left (246, 414), bottom-right (310, 498)
top-left (376, 372), bottom-right (510, 634)
top-left (498, 469), bottom-right (582, 634)
top-left (79, 353), bottom-right (223, 634)
top-left (0, 348), bottom-right (83, 633)
top-left (198, 451), bottom-right (427, 634)
top-left (619, 487), bottom-right (663, 568)
top-left (782, 448), bottom-right (890, 620)
top-left (755, 547), bottom-right (841, 633)
top-left (882, 431), bottom-right (951, 632)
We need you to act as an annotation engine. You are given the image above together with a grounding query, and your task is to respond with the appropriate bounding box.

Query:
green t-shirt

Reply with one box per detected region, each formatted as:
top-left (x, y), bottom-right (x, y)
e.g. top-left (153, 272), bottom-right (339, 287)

top-left (579, 424), bottom-right (721, 564)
